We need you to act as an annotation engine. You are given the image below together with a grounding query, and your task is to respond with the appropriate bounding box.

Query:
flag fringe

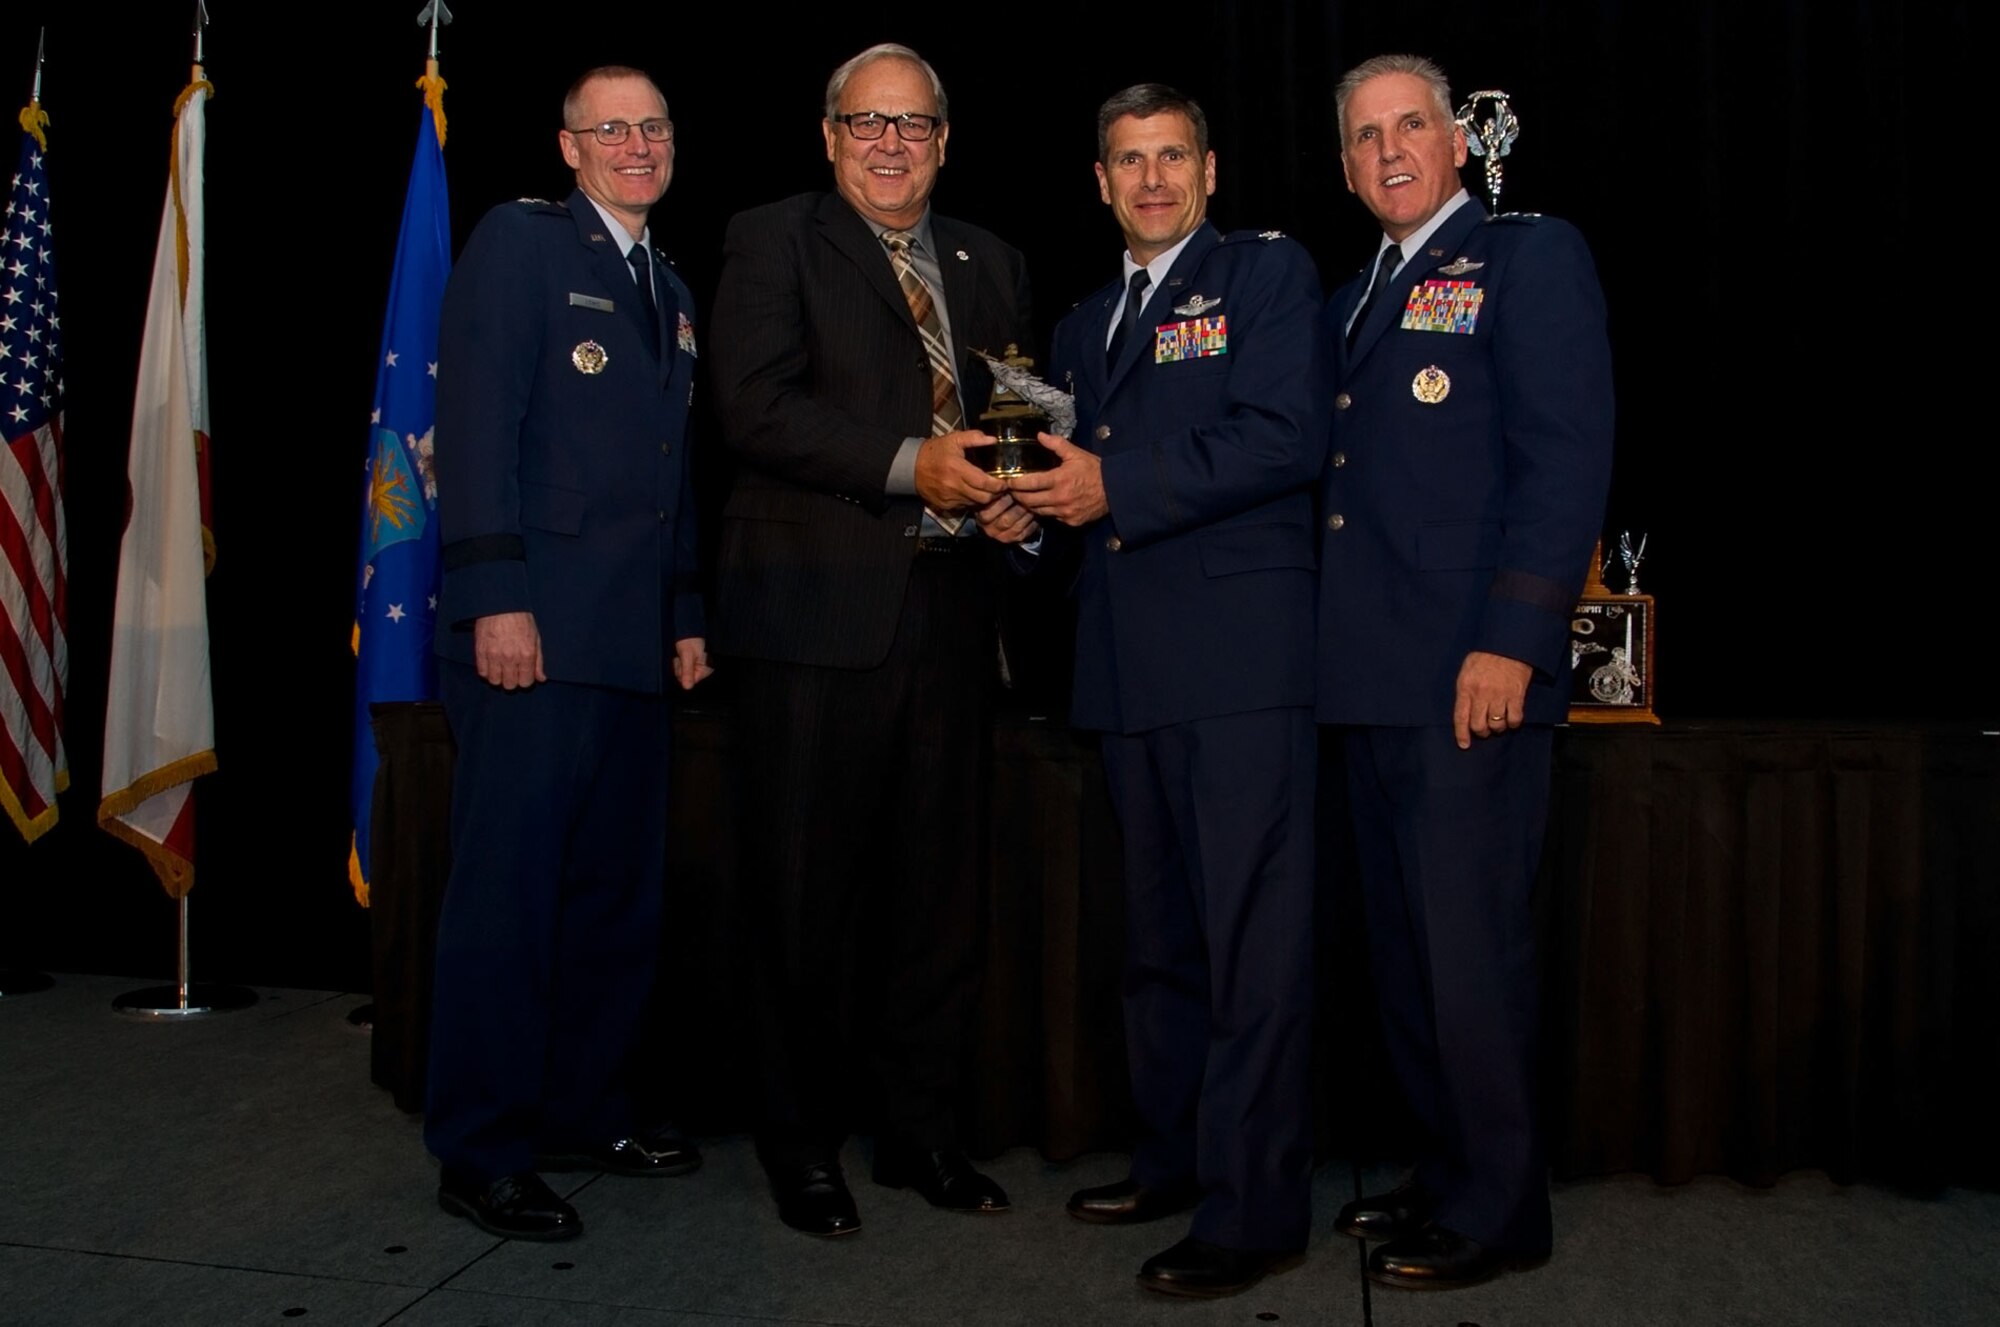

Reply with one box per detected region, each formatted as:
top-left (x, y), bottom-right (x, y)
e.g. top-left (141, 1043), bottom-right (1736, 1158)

top-left (418, 60), bottom-right (447, 148)
top-left (97, 814), bottom-right (197, 899)
top-left (17, 101), bottom-right (48, 152)
top-left (348, 836), bottom-right (371, 907)
top-left (96, 748), bottom-right (218, 825)
top-left (1, 765), bottom-right (67, 843)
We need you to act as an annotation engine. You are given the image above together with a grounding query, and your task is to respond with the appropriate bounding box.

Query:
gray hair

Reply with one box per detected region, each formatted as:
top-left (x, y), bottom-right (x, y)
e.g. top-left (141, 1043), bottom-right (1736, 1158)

top-left (824, 43), bottom-right (949, 124)
top-left (1094, 83), bottom-right (1210, 164)
top-left (1334, 53), bottom-right (1452, 144)
top-left (562, 66), bottom-right (666, 129)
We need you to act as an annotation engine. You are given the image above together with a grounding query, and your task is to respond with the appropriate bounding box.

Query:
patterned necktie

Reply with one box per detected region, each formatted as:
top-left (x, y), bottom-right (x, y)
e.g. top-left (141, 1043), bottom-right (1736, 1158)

top-left (1106, 268), bottom-right (1153, 369)
top-left (884, 230), bottom-right (965, 534)
top-left (627, 244), bottom-right (660, 355)
top-left (1347, 244), bottom-right (1404, 351)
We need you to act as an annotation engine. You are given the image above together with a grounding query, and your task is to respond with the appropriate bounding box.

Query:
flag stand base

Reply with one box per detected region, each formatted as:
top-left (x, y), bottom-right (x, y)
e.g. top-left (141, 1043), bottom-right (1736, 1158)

top-left (114, 982), bottom-right (258, 1018)
top-left (0, 970), bottom-right (55, 998)
top-left (346, 1002), bottom-right (374, 1030)
top-left (112, 898), bottom-right (259, 1018)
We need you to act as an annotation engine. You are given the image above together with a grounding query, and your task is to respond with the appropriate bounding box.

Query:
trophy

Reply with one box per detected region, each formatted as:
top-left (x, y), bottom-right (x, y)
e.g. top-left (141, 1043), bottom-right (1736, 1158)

top-left (1455, 90), bottom-right (1520, 211)
top-left (966, 345), bottom-right (1075, 478)
top-left (1568, 535), bottom-right (1660, 724)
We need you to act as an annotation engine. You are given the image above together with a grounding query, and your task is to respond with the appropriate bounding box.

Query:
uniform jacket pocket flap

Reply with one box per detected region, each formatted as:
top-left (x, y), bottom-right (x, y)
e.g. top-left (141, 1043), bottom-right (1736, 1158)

top-left (520, 481), bottom-right (586, 535)
top-left (1418, 518), bottom-right (1501, 570)
top-left (1197, 523), bottom-right (1316, 577)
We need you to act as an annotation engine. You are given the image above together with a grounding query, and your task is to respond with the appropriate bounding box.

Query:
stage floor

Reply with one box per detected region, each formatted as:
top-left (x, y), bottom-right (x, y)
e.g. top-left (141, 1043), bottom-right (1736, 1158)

top-left (4, 975), bottom-right (1996, 1326)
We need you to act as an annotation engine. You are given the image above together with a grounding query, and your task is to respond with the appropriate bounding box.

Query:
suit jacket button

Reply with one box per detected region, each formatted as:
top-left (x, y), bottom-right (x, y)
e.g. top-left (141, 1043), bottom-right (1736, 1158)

top-left (660, 442), bottom-right (671, 455)
top-left (1326, 513), bottom-right (1344, 531)
top-left (1093, 424), bottom-right (1111, 441)
top-left (1334, 392), bottom-right (1353, 410)
top-left (1105, 535), bottom-right (1123, 552)
top-left (658, 510), bottom-right (668, 523)
top-left (1332, 451), bottom-right (1347, 468)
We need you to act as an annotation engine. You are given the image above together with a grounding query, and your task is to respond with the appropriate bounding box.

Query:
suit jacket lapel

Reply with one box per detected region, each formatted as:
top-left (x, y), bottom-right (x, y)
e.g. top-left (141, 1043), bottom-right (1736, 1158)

top-left (1105, 222), bottom-right (1221, 394)
top-left (1347, 202), bottom-right (1486, 368)
top-left (816, 193), bottom-right (911, 328)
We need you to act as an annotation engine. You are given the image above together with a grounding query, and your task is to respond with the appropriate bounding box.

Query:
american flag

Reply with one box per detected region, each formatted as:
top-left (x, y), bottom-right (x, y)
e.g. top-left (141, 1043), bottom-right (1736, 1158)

top-left (0, 105), bottom-right (66, 844)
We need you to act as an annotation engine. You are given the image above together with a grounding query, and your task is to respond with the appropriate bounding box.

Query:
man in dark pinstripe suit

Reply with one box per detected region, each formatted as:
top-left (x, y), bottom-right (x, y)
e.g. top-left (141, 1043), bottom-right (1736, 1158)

top-left (707, 42), bottom-right (1036, 1239)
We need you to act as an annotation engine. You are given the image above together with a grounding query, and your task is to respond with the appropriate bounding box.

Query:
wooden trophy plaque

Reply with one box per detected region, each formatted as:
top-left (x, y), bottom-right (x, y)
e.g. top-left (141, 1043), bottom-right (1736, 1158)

top-left (1566, 539), bottom-right (1659, 724)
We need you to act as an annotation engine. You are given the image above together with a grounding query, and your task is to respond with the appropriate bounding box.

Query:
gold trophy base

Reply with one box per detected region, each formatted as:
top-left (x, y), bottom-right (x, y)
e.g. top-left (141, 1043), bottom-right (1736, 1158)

top-left (965, 415), bottom-right (1055, 478)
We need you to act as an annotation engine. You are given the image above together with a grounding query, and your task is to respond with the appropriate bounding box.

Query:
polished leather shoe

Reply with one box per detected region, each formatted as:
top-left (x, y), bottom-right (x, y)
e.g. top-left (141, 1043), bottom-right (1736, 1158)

top-left (1367, 1224), bottom-right (1544, 1290)
top-left (872, 1144), bottom-right (1010, 1212)
top-left (438, 1169), bottom-right (581, 1241)
top-left (1334, 1178), bottom-right (1437, 1241)
top-left (767, 1157), bottom-right (862, 1237)
top-left (1066, 1176), bottom-right (1199, 1225)
top-left (538, 1122), bottom-right (702, 1178)
top-left (1137, 1236), bottom-right (1302, 1299)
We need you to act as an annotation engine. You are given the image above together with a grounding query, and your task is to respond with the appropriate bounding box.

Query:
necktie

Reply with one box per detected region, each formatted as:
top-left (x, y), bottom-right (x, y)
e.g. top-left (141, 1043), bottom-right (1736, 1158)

top-left (1346, 245), bottom-right (1404, 351)
top-left (627, 244), bottom-right (660, 355)
top-left (885, 230), bottom-right (966, 535)
top-left (1105, 268), bottom-right (1153, 369)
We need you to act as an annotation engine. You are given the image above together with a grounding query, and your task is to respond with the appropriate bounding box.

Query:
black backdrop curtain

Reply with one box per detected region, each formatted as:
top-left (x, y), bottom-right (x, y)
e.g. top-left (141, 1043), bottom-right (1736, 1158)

top-left (0, 4), bottom-right (1984, 1033)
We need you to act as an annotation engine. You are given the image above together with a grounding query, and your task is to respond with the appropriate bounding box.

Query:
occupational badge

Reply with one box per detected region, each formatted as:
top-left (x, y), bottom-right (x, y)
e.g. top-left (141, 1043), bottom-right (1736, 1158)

top-left (572, 340), bottom-right (608, 375)
top-left (1173, 294), bottom-right (1221, 317)
top-left (676, 312), bottom-right (698, 357)
top-left (1411, 365), bottom-right (1451, 404)
top-left (1437, 256), bottom-right (1486, 276)
top-left (1402, 280), bottom-right (1485, 334)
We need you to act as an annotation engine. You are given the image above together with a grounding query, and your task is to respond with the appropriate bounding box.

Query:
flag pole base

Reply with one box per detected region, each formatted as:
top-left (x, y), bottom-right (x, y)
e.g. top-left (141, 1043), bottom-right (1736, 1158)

top-left (113, 983), bottom-right (258, 1018)
top-left (346, 1002), bottom-right (375, 1030)
top-left (0, 970), bottom-right (55, 998)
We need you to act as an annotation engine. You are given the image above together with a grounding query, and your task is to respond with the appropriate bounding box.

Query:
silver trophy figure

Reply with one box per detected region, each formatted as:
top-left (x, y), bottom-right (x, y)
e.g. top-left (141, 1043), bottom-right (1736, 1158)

top-left (1455, 90), bottom-right (1520, 211)
top-left (1617, 531), bottom-right (1648, 596)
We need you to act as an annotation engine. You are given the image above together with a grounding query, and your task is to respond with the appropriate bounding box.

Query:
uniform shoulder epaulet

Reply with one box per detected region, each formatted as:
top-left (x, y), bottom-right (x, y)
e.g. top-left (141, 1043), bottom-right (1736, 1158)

top-left (1486, 211), bottom-right (1545, 224)
top-left (1219, 228), bottom-right (1288, 245)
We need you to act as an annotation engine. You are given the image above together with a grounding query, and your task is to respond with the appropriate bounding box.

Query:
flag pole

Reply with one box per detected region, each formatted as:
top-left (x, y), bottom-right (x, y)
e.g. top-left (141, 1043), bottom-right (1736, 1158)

top-left (2, 32), bottom-right (57, 1001)
top-left (112, 2), bottom-right (253, 1020)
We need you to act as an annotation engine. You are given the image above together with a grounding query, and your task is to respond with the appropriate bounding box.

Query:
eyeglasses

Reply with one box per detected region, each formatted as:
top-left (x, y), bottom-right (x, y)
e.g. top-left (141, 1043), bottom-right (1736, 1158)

top-left (566, 119), bottom-right (674, 146)
top-left (831, 111), bottom-right (943, 142)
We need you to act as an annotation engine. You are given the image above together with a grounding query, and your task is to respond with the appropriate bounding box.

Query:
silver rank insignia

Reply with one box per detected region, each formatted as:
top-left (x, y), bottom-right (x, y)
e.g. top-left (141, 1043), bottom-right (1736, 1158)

top-left (1258, 229), bottom-right (1285, 240)
top-left (1437, 256), bottom-right (1486, 276)
top-left (1411, 365), bottom-right (1451, 404)
top-left (572, 340), bottom-right (609, 375)
top-left (1174, 293), bottom-right (1221, 317)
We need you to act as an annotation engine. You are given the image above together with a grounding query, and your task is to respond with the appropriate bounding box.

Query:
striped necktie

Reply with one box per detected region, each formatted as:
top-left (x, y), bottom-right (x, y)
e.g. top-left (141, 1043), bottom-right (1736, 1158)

top-left (885, 230), bottom-right (965, 534)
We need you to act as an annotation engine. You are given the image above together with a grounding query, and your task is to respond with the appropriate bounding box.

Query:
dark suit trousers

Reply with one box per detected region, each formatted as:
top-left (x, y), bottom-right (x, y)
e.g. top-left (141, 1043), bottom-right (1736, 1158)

top-left (731, 551), bottom-right (993, 1162)
top-left (1343, 723), bottom-right (1554, 1255)
top-left (1100, 706), bottom-right (1318, 1252)
top-left (425, 660), bottom-right (670, 1181)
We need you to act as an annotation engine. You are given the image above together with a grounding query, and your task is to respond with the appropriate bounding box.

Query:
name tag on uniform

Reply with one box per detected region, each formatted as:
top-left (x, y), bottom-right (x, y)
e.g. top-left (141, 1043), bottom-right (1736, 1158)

top-left (1401, 280), bottom-right (1483, 334)
top-left (568, 292), bottom-right (616, 312)
top-left (1154, 315), bottom-right (1228, 363)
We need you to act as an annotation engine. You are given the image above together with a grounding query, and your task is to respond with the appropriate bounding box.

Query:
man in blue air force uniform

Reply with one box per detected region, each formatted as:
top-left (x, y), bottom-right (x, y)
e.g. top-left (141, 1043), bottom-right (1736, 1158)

top-left (425, 65), bottom-right (711, 1241)
top-left (1317, 53), bottom-right (1613, 1290)
top-left (1011, 83), bottom-right (1330, 1300)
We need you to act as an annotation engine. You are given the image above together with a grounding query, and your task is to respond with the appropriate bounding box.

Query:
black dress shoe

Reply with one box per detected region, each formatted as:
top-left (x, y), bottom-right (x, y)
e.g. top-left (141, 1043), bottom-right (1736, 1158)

top-left (1066, 1176), bottom-right (1199, 1225)
top-left (872, 1144), bottom-right (1010, 1212)
top-left (1334, 1178), bottom-right (1437, 1241)
top-left (1367, 1224), bottom-right (1544, 1290)
top-left (1137, 1236), bottom-right (1302, 1299)
top-left (767, 1157), bottom-right (862, 1237)
top-left (438, 1169), bottom-right (581, 1241)
top-left (538, 1122), bottom-right (702, 1177)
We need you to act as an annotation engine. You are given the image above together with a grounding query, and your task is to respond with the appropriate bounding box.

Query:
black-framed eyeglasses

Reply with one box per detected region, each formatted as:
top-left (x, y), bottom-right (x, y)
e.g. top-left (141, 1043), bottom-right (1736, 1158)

top-left (566, 119), bottom-right (674, 146)
top-left (831, 111), bottom-right (942, 142)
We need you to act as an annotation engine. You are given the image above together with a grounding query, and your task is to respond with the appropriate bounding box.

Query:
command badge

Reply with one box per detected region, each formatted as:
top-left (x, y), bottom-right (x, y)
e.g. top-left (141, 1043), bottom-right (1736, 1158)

top-left (1412, 365), bottom-right (1451, 404)
top-left (572, 340), bottom-right (608, 375)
